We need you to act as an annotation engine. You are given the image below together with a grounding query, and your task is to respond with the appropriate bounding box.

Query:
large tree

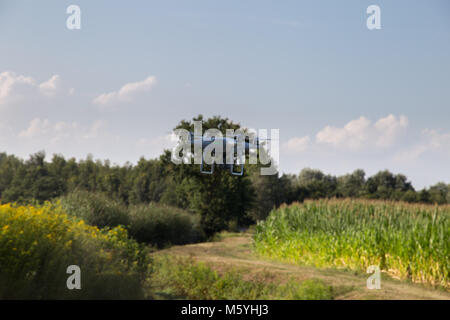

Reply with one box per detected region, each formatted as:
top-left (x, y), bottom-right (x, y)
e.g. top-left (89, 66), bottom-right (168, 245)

top-left (160, 115), bottom-right (255, 236)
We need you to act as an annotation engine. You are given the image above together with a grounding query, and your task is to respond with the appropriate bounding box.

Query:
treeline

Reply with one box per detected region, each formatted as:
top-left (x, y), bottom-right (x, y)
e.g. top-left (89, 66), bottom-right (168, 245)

top-left (249, 168), bottom-right (449, 221)
top-left (0, 116), bottom-right (449, 235)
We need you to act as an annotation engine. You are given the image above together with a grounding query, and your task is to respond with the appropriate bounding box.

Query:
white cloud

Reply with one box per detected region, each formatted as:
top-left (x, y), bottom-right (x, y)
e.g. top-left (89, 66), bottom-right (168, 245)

top-left (18, 118), bottom-right (51, 138)
top-left (39, 75), bottom-right (61, 96)
top-left (283, 136), bottom-right (310, 154)
top-left (394, 129), bottom-right (450, 162)
top-left (135, 133), bottom-right (180, 159)
top-left (137, 133), bottom-right (178, 149)
top-left (18, 118), bottom-right (107, 144)
top-left (0, 72), bottom-right (36, 105)
top-left (316, 116), bottom-right (371, 150)
top-left (315, 114), bottom-right (408, 150)
top-left (93, 76), bottom-right (157, 106)
top-left (0, 72), bottom-right (62, 106)
top-left (374, 114), bottom-right (408, 147)
top-left (13, 118), bottom-right (174, 163)
top-left (423, 129), bottom-right (450, 150)
top-left (279, 115), bottom-right (449, 188)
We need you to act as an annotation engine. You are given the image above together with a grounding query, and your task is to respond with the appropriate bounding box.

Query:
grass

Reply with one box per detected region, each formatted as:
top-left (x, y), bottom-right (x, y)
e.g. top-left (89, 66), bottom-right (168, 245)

top-left (150, 255), bottom-right (336, 300)
top-left (254, 199), bottom-right (450, 288)
top-left (155, 231), bottom-right (450, 299)
top-left (210, 231), bottom-right (244, 242)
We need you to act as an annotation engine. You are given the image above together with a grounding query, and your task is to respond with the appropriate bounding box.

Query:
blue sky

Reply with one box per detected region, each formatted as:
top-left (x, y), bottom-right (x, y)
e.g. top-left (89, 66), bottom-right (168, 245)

top-left (0, 0), bottom-right (449, 188)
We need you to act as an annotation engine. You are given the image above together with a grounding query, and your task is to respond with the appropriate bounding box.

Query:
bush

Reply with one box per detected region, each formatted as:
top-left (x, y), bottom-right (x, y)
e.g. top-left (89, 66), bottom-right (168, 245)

top-left (0, 202), bottom-right (150, 299)
top-left (60, 190), bottom-right (129, 229)
top-left (128, 203), bottom-right (205, 247)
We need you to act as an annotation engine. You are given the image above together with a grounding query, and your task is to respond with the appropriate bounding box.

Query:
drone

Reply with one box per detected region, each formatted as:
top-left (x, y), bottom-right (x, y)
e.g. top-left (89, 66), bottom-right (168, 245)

top-left (178, 132), bottom-right (271, 176)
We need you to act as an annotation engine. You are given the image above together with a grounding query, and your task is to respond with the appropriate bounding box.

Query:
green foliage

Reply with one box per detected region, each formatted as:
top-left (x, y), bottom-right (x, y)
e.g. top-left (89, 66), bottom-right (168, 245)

top-left (60, 190), bottom-right (129, 229)
top-left (297, 168), bottom-right (338, 198)
top-left (0, 202), bottom-right (150, 299)
top-left (151, 256), bottom-right (335, 300)
top-left (247, 170), bottom-right (297, 221)
top-left (0, 151), bottom-right (66, 203)
top-left (255, 199), bottom-right (450, 288)
top-left (0, 116), bottom-right (448, 239)
top-left (365, 170), bottom-right (414, 200)
top-left (127, 203), bottom-right (205, 247)
top-left (428, 183), bottom-right (449, 205)
top-left (160, 115), bottom-right (256, 236)
top-left (336, 169), bottom-right (366, 198)
top-left (290, 279), bottom-right (334, 300)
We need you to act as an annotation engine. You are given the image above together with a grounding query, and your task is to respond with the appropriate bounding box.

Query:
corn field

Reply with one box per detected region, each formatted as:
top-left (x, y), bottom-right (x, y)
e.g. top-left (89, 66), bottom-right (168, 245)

top-left (254, 199), bottom-right (449, 288)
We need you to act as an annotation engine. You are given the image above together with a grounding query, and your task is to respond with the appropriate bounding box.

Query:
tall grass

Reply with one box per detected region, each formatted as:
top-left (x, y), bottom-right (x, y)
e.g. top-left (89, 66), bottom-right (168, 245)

top-left (151, 256), bottom-right (335, 300)
top-left (254, 199), bottom-right (449, 288)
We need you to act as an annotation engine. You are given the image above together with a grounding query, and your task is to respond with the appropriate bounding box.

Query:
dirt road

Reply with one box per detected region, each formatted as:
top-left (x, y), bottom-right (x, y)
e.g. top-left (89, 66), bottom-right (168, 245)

top-left (158, 232), bottom-right (450, 300)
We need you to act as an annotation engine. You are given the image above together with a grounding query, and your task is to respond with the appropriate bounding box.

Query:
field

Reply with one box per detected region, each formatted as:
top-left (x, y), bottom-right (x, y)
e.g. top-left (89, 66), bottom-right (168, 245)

top-left (254, 199), bottom-right (449, 288)
top-left (153, 232), bottom-right (450, 300)
top-left (0, 199), bottom-right (449, 299)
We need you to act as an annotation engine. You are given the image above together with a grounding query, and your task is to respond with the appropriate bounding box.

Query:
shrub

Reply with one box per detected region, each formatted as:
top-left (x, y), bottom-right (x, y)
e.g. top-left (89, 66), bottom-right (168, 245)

top-left (128, 203), bottom-right (205, 247)
top-left (290, 279), bottom-right (334, 300)
top-left (60, 190), bottom-right (129, 229)
top-left (0, 202), bottom-right (150, 299)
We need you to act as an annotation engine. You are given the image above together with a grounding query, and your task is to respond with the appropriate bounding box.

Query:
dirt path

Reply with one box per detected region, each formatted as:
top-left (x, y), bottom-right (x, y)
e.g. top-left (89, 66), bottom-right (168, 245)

top-left (157, 232), bottom-right (450, 300)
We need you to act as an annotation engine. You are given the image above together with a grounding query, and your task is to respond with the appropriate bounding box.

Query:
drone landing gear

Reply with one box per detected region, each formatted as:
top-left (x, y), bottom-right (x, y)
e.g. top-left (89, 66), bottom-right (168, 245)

top-left (230, 164), bottom-right (244, 176)
top-left (200, 152), bottom-right (244, 176)
top-left (200, 156), bottom-right (214, 174)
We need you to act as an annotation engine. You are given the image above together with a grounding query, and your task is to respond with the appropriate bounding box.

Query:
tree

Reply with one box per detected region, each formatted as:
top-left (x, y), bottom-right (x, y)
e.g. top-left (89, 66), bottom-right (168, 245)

top-left (337, 169), bottom-right (366, 198)
top-left (297, 168), bottom-right (337, 199)
top-left (428, 182), bottom-right (449, 204)
top-left (161, 115), bottom-right (255, 236)
top-left (365, 170), bottom-right (414, 200)
top-left (248, 170), bottom-right (293, 221)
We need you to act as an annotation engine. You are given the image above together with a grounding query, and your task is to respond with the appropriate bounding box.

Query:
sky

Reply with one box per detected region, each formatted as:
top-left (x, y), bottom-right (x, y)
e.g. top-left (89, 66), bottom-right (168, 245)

top-left (0, 0), bottom-right (449, 189)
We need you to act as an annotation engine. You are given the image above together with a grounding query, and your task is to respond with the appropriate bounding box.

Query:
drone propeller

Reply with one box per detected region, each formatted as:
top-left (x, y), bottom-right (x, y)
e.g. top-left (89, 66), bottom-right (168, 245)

top-left (171, 131), bottom-right (272, 143)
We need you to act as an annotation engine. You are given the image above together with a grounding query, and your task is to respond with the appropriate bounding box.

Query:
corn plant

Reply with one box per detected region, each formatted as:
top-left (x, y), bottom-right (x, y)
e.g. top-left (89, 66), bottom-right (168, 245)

top-left (254, 199), bottom-right (449, 288)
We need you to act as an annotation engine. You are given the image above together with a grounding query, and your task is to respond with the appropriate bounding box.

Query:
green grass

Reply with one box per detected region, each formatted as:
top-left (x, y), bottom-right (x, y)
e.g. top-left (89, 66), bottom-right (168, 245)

top-left (150, 255), bottom-right (337, 300)
top-left (254, 199), bottom-right (450, 288)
